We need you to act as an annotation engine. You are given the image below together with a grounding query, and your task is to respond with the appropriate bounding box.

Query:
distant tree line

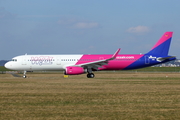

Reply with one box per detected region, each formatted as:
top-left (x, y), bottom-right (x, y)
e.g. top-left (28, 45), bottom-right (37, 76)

top-left (0, 60), bottom-right (9, 66)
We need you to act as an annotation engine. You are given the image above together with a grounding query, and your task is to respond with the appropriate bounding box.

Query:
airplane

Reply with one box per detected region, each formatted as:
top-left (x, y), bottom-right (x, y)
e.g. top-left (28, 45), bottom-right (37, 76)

top-left (5, 32), bottom-right (176, 78)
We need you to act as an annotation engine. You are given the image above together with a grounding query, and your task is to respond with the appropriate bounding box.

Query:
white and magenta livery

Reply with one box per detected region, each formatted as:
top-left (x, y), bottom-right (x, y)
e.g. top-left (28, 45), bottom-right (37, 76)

top-left (5, 32), bottom-right (176, 78)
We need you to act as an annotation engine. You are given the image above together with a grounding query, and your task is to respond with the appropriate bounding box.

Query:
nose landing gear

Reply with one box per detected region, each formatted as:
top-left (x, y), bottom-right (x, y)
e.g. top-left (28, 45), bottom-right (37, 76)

top-left (23, 71), bottom-right (27, 78)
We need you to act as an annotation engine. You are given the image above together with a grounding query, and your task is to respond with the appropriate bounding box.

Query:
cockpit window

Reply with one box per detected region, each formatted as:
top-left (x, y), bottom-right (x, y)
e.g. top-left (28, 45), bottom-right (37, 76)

top-left (12, 59), bottom-right (17, 62)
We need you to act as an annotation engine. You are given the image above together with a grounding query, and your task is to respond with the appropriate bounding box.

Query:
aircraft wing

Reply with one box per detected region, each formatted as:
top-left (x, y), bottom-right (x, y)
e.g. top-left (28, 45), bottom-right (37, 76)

top-left (74, 48), bottom-right (120, 70)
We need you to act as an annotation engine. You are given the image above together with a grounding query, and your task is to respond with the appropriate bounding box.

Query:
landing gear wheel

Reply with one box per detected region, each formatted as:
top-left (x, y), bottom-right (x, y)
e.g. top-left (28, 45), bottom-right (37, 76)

top-left (23, 71), bottom-right (27, 78)
top-left (87, 73), bottom-right (95, 78)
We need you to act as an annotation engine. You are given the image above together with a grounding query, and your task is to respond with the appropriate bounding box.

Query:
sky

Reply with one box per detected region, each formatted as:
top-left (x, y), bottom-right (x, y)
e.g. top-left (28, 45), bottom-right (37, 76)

top-left (0, 0), bottom-right (180, 60)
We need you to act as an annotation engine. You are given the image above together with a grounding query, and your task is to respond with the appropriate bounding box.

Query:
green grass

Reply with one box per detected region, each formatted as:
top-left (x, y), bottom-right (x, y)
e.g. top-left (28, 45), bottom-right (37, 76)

top-left (129, 67), bottom-right (180, 72)
top-left (0, 66), bottom-right (11, 71)
top-left (0, 73), bottom-right (180, 120)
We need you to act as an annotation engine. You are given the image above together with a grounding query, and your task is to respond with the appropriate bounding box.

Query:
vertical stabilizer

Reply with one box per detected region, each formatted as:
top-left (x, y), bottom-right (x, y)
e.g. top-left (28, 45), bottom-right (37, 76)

top-left (147, 32), bottom-right (173, 55)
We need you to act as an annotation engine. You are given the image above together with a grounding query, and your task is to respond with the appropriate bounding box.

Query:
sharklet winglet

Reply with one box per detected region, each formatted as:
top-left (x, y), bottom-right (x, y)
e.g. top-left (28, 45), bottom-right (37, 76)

top-left (110, 48), bottom-right (121, 60)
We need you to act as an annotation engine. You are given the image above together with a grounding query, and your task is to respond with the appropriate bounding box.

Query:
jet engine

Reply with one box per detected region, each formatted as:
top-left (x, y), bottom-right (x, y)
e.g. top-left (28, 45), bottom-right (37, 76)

top-left (65, 66), bottom-right (87, 75)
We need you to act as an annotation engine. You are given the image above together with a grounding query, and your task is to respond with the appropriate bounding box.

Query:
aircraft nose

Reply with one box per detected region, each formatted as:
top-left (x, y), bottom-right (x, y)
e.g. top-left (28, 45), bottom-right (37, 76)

top-left (4, 62), bottom-right (11, 69)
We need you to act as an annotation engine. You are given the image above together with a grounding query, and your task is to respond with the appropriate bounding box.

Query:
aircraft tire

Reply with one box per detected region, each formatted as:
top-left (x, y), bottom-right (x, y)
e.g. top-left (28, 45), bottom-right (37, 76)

top-left (87, 73), bottom-right (95, 78)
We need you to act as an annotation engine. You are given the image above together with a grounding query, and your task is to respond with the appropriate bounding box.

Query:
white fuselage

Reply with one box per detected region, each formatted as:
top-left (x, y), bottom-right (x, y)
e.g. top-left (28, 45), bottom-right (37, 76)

top-left (5, 55), bottom-right (83, 71)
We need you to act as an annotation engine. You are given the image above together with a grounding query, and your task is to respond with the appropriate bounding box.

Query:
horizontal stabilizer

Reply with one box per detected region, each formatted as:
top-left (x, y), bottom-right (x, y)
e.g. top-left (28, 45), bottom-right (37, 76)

top-left (157, 56), bottom-right (176, 62)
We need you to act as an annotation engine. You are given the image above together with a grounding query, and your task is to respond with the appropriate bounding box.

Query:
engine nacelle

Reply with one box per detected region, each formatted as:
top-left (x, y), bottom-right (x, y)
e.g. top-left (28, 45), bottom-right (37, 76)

top-left (65, 66), bottom-right (86, 75)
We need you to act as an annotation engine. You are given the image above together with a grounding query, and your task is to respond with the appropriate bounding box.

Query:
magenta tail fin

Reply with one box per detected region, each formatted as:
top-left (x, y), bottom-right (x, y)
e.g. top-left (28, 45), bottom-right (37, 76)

top-left (147, 32), bottom-right (173, 55)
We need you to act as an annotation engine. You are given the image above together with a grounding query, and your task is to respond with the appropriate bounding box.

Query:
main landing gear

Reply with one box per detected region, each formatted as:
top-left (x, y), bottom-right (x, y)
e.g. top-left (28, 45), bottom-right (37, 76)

top-left (87, 68), bottom-right (95, 78)
top-left (87, 73), bottom-right (95, 78)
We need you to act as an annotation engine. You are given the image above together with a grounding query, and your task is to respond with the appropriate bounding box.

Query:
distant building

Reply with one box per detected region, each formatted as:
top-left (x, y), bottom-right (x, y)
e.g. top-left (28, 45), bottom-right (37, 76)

top-left (154, 59), bottom-right (180, 67)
